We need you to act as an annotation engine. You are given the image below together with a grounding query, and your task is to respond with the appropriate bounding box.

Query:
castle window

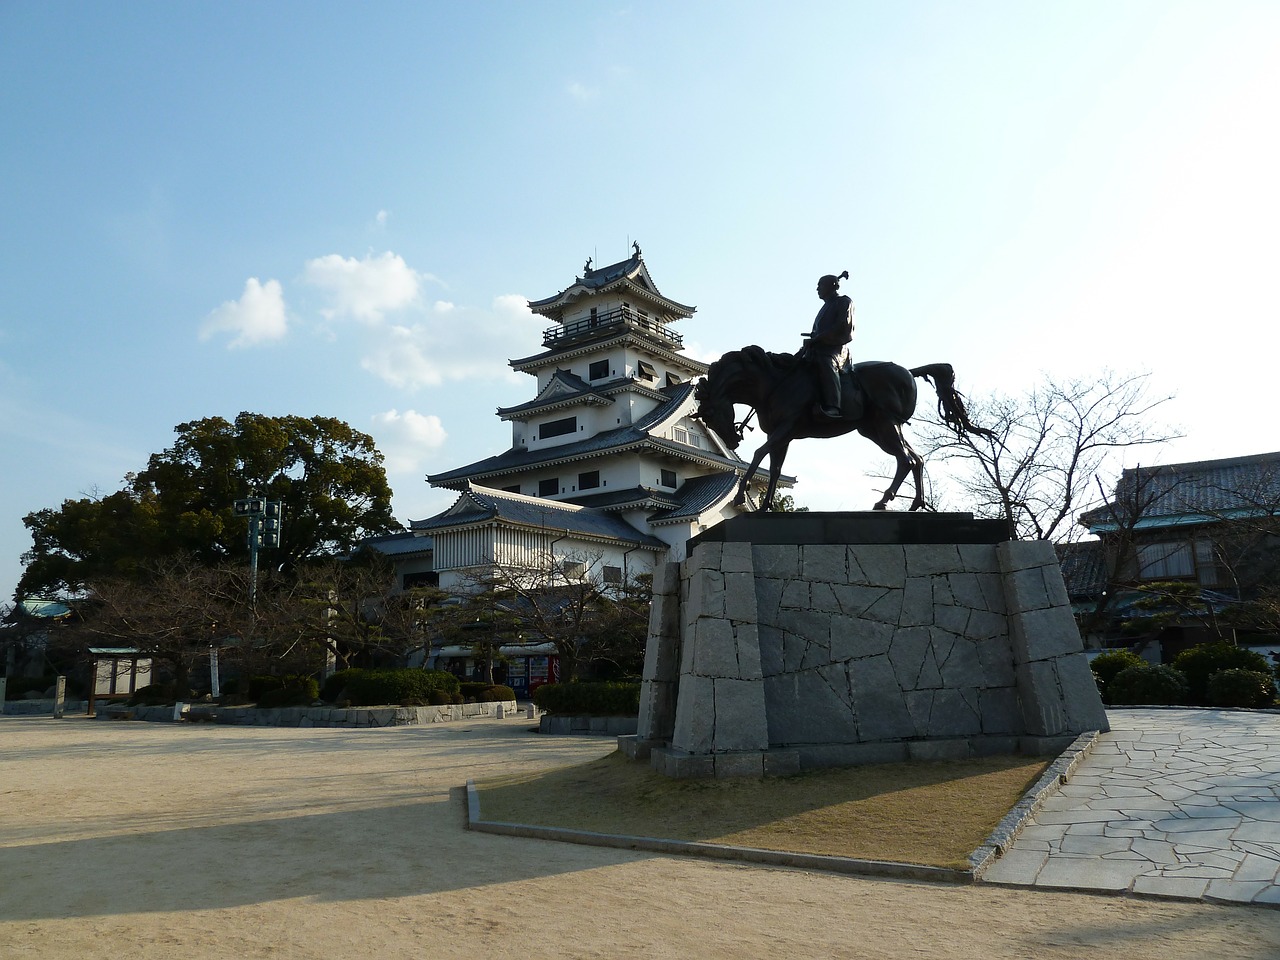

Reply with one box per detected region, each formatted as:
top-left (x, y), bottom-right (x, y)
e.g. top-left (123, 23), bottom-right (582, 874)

top-left (539, 416), bottom-right (577, 439)
top-left (674, 427), bottom-right (688, 444)
top-left (578, 470), bottom-right (600, 490)
top-left (666, 372), bottom-right (681, 386)
top-left (589, 359), bottom-right (609, 380)
top-left (603, 565), bottom-right (623, 584)
top-left (636, 360), bottom-right (657, 382)
top-left (660, 469), bottom-right (677, 488)
top-left (539, 477), bottom-right (560, 497)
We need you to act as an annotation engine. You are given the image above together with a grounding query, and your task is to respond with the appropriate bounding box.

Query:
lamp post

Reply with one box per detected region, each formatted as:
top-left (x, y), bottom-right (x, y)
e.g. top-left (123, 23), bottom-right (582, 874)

top-left (233, 497), bottom-right (284, 614)
top-left (230, 497), bottom-right (284, 698)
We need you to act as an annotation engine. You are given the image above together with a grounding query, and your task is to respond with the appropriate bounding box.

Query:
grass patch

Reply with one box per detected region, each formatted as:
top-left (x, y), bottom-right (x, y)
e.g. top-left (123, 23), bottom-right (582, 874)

top-left (476, 751), bottom-right (1048, 869)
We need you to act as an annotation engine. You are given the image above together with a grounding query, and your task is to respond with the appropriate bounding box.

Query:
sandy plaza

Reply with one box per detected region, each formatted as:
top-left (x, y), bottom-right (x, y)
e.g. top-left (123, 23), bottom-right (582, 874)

top-left (3, 715), bottom-right (1279, 960)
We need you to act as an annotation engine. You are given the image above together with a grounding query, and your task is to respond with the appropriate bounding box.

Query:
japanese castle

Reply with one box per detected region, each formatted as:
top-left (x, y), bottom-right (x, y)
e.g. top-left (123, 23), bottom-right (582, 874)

top-left (378, 245), bottom-right (766, 591)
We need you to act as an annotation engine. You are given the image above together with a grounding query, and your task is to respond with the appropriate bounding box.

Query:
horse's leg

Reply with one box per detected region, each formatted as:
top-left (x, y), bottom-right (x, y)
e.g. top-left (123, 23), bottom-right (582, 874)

top-left (860, 420), bottom-right (919, 510)
top-left (899, 431), bottom-right (927, 511)
top-left (733, 439), bottom-right (774, 506)
top-left (762, 439), bottom-right (791, 511)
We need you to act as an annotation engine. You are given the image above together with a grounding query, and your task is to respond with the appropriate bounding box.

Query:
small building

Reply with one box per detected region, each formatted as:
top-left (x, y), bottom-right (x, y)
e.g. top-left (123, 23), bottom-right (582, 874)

top-left (1066, 450), bottom-right (1280, 661)
top-left (87, 647), bottom-right (152, 714)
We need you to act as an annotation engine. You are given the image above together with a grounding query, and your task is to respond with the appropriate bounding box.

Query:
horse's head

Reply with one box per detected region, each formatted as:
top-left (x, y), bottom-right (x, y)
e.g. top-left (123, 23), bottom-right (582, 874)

top-left (693, 371), bottom-right (742, 450)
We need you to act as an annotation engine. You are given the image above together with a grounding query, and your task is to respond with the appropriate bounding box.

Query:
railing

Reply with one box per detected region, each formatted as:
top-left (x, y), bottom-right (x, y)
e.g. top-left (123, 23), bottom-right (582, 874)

top-left (543, 305), bottom-right (683, 349)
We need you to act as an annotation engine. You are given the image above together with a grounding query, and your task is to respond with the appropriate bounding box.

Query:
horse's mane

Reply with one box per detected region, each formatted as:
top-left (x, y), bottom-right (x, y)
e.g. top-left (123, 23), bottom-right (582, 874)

top-left (702, 344), bottom-right (802, 390)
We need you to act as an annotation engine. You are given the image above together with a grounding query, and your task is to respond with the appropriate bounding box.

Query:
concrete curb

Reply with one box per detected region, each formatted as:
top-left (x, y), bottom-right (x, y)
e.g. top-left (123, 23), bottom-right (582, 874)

top-left (968, 729), bottom-right (1102, 877)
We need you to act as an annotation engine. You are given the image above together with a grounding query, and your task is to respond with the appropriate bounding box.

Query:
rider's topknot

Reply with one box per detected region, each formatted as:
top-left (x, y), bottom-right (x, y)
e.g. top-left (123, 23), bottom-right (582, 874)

top-left (819, 270), bottom-right (850, 289)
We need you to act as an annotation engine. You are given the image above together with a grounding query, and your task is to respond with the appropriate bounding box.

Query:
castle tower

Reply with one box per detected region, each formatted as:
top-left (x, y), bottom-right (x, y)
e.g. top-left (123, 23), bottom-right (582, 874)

top-left (416, 246), bottom-right (767, 588)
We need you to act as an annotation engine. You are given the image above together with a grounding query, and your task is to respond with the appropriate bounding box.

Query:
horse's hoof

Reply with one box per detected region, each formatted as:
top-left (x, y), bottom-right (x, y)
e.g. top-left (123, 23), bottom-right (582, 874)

top-left (873, 503), bottom-right (888, 511)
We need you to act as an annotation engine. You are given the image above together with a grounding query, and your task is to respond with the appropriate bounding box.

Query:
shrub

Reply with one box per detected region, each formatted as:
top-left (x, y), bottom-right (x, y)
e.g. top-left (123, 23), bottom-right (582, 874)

top-left (460, 681), bottom-right (517, 702)
top-left (533, 681), bottom-right (640, 716)
top-left (247, 675), bottom-right (286, 701)
top-left (1108, 664), bottom-right (1188, 706)
top-left (330, 668), bottom-right (460, 706)
top-left (1172, 642), bottom-right (1273, 706)
top-left (1207, 668), bottom-right (1276, 709)
top-left (128, 683), bottom-right (180, 706)
top-left (1089, 650), bottom-right (1147, 704)
top-left (256, 676), bottom-right (320, 708)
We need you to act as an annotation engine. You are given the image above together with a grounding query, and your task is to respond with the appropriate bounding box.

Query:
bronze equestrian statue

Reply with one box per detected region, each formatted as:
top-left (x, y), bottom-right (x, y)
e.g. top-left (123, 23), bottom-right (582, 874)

top-left (694, 271), bottom-right (991, 512)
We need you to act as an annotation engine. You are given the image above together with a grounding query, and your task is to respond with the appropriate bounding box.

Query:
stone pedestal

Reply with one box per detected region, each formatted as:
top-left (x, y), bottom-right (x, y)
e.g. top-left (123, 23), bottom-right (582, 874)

top-left (627, 512), bottom-right (1108, 778)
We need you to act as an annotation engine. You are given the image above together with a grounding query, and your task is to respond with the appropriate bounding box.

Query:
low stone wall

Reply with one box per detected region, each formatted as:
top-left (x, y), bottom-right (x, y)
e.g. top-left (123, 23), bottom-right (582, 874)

top-left (2, 699), bottom-right (89, 716)
top-left (95, 700), bottom-right (518, 727)
top-left (539, 715), bottom-right (638, 736)
top-left (631, 512), bottom-right (1109, 778)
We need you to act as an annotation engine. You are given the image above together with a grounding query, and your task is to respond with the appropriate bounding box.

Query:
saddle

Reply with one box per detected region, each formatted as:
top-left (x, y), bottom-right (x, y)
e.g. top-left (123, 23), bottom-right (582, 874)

top-left (832, 360), bottom-right (886, 421)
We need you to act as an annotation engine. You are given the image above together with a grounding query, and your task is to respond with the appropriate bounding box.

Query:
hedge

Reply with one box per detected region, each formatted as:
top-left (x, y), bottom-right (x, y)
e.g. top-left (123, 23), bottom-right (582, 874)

top-left (1090, 650), bottom-right (1147, 704)
top-left (321, 668), bottom-right (460, 706)
top-left (1172, 642), bottom-right (1273, 706)
top-left (533, 681), bottom-right (640, 717)
top-left (1108, 664), bottom-right (1189, 706)
top-left (459, 681), bottom-right (517, 703)
top-left (1207, 668), bottom-right (1276, 709)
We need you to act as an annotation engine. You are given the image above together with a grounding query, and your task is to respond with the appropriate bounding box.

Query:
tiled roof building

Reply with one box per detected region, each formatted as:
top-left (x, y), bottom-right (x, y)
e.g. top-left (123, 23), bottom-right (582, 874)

top-left (402, 246), bottom-right (766, 591)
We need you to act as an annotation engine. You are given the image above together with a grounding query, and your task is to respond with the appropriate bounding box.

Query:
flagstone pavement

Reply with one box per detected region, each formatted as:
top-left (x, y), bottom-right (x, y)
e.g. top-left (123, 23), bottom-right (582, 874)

top-left (982, 708), bottom-right (1280, 906)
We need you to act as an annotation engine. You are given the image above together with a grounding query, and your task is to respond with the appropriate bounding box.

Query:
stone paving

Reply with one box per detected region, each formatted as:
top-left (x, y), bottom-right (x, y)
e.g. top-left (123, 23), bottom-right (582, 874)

top-left (982, 708), bottom-right (1280, 906)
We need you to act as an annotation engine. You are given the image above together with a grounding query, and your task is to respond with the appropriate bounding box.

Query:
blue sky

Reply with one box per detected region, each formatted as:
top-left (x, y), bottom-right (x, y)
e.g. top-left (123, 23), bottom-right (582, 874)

top-left (3, 1), bottom-right (1278, 604)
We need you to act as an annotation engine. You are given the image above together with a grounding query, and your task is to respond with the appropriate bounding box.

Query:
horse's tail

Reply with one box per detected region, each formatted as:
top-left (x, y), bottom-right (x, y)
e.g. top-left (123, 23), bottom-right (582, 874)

top-left (909, 363), bottom-right (994, 438)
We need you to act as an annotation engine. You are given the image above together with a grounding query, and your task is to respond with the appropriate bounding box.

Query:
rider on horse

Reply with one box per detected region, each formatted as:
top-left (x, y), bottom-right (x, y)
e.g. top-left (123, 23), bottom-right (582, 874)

top-left (799, 270), bottom-right (854, 419)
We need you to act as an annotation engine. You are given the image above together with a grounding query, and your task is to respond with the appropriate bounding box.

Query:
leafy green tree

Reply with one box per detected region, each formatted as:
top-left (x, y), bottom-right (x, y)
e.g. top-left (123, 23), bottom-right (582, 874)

top-left (18, 413), bottom-right (400, 598)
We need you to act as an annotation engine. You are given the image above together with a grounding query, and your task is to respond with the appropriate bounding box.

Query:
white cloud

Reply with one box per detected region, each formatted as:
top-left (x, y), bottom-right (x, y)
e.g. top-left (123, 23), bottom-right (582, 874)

top-left (567, 81), bottom-right (599, 102)
top-left (375, 209), bottom-right (389, 226)
top-left (302, 251), bottom-right (425, 323)
top-left (357, 294), bottom-right (534, 391)
top-left (371, 408), bottom-right (447, 474)
top-left (433, 300), bottom-right (455, 313)
top-left (199, 277), bottom-right (287, 348)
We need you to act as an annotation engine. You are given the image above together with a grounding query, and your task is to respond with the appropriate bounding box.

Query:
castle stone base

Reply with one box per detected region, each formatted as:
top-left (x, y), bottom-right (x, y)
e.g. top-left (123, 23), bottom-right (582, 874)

top-left (622, 513), bottom-right (1108, 778)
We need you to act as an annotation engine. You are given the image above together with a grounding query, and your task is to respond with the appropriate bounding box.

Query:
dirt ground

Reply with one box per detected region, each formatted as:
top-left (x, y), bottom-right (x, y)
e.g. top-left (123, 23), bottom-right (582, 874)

top-left (2, 716), bottom-right (1278, 960)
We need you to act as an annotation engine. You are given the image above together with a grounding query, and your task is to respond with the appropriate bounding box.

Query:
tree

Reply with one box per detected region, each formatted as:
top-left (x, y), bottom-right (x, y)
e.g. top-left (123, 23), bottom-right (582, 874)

top-left (444, 552), bottom-right (652, 682)
top-left (916, 371), bottom-right (1177, 543)
top-left (770, 494), bottom-right (809, 513)
top-left (64, 555), bottom-right (257, 695)
top-left (262, 551), bottom-right (442, 672)
top-left (18, 413), bottom-right (401, 598)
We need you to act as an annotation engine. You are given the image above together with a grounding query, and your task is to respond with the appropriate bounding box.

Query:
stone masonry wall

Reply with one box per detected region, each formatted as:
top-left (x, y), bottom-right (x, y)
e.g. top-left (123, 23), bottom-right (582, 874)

top-left (632, 528), bottom-right (1108, 776)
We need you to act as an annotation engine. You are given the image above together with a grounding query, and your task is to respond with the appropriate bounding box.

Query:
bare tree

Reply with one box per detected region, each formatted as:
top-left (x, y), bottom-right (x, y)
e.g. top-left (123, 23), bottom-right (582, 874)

top-left (916, 370), bottom-right (1178, 543)
top-left (444, 550), bottom-right (652, 682)
top-left (260, 553), bottom-right (442, 671)
top-left (69, 555), bottom-right (257, 694)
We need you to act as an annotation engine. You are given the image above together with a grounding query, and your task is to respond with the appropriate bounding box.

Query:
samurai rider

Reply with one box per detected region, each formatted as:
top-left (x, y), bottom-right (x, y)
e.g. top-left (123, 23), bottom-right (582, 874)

top-left (800, 270), bottom-right (854, 419)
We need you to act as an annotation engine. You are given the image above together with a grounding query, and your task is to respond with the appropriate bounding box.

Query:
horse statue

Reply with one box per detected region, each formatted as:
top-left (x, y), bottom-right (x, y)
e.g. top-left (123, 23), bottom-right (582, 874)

top-left (694, 345), bottom-right (991, 511)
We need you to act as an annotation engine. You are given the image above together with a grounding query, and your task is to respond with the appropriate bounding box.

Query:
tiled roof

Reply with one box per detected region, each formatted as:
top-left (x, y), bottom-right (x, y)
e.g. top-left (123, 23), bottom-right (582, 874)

top-left (410, 484), bottom-right (669, 550)
top-left (496, 370), bottom-right (615, 418)
top-left (1081, 451), bottom-right (1280, 532)
top-left (646, 472), bottom-right (740, 525)
top-left (527, 251), bottom-right (696, 320)
top-left (1056, 540), bottom-right (1109, 597)
top-left (363, 531), bottom-right (434, 557)
top-left (427, 383), bottom-right (746, 487)
top-left (566, 485), bottom-right (680, 512)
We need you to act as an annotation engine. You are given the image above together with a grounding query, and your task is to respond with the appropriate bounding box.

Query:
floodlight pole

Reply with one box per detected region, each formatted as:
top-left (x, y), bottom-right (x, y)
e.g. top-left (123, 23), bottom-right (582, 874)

top-left (233, 498), bottom-right (284, 616)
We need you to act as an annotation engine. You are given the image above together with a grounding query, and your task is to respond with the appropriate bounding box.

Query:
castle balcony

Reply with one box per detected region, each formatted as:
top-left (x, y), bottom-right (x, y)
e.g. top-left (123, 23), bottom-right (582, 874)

top-left (542, 305), bottom-right (683, 350)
